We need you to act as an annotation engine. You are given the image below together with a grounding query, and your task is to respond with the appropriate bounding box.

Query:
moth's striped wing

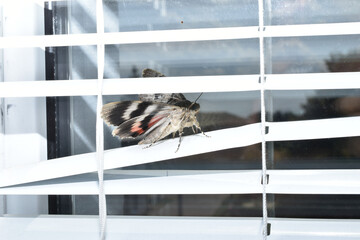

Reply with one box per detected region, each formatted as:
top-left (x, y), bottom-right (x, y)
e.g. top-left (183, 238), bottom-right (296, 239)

top-left (101, 101), bottom-right (175, 139)
top-left (101, 101), bottom-right (158, 127)
top-left (112, 111), bottom-right (171, 139)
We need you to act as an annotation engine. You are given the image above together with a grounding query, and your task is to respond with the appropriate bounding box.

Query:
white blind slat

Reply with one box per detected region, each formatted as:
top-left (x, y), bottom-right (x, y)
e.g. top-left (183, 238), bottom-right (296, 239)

top-left (1, 72), bottom-right (359, 98)
top-left (0, 123), bottom-right (262, 187)
top-left (266, 72), bottom-right (360, 90)
top-left (0, 27), bottom-right (258, 49)
top-left (0, 117), bottom-right (359, 187)
top-left (1, 22), bottom-right (360, 49)
top-left (0, 169), bottom-right (359, 195)
top-left (0, 216), bottom-right (359, 240)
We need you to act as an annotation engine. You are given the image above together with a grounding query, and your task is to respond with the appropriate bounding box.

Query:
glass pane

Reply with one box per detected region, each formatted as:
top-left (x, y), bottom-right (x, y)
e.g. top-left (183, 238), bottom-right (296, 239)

top-left (268, 89), bottom-right (360, 122)
top-left (266, 35), bottom-right (360, 74)
top-left (267, 89), bottom-right (360, 169)
top-left (104, 0), bottom-right (258, 32)
top-left (270, 194), bottom-right (360, 219)
top-left (265, 0), bottom-right (360, 25)
top-left (272, 137), bottom-right (360, 169)
top-left (105, 39), bottom-right (260, 79)
top-left (74, 194), bottom-right (262, 217)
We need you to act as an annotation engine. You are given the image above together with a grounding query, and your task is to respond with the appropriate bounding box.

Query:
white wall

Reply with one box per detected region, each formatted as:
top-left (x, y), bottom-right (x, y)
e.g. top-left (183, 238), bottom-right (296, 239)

top-left (1, 2), bottom-right (48, 216)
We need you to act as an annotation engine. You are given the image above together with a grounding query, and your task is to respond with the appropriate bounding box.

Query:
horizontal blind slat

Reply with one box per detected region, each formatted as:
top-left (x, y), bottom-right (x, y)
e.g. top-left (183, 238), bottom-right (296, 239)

top-left (0, 75), bottom-right (259, 97)
top-left (0, 169), bottom-right (359, 195)
top-left (0, 123), bottom-right (262, 187)
top-left (1, 72), bottom-right (360, 98)
top-left (0, 117), bottom-right (359, 187)
top-left (1, 22), bottom-right (360, 49)
top-left (0, 27), bottom-right (258, 48)
top-left (1, 216), bottom-right (359, 240)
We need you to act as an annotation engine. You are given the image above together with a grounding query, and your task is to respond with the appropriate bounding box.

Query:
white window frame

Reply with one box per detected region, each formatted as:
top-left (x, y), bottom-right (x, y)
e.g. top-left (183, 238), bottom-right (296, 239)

top-left (1, 0), bottom-right (360, 239)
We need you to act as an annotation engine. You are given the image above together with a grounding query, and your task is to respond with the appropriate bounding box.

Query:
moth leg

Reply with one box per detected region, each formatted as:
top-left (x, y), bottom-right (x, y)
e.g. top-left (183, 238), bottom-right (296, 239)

top-left (191, 125), bottom-right (198, 134)
top-left (175, 131), bottom-right (184, 153)
top-left (195, 124), bottom-right (210, 138)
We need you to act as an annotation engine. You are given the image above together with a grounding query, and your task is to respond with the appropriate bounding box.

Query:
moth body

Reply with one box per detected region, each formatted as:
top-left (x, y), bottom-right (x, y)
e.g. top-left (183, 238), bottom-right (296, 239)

top-left (101, 68), bottom-right (206, 152)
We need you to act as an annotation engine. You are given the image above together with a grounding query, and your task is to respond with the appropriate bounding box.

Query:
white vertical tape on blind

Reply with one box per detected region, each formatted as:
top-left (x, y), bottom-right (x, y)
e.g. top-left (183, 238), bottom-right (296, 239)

top-left (258, 0), bottom-right (268, 239)
top-left (95, 0), bottom-right (106, 239)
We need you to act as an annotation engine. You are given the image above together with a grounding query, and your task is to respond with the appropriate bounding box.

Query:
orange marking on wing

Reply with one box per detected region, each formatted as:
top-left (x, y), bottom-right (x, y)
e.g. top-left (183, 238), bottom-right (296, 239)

top-left (148, 115), bottom-right (164, 128)
top-left (131, 122), bottom-right (145, 135)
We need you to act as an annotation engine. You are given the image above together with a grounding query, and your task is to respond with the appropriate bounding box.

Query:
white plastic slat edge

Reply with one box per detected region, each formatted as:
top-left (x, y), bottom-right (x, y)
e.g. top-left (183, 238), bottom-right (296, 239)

top-left (0, 216), bottom-right (263, 240)
top-left (1, 22), bottom-right (360, 49)
top-left (0, 123), bottom-right (262, 187)
top-left (1, 169), bottom-right (359, 195)
top-left (264, 22), bottom-right (360, 38)
top-left (266, 116), bottom-right (360, 142)
top-left (268, 170), bottom-right (360, 195)
top-left (0, 216), bottom-right (359, 240)
top-left (0, 27), bottom-right (258, 48)
top-left (0, 171), bottom-right (263, 195)
top-left (1, 72), bottom-right (360, 98)
top-left (265, 72), bottom-right (360, 90)
top-left (0, 75), bottom-right (259, 98)
top-left (0, 117), bottom-right (359, 187)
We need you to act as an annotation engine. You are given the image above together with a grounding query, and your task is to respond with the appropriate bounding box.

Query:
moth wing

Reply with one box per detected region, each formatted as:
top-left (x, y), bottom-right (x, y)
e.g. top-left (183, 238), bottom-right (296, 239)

top-left (112, 106), bottom-right (174, 139)
top-left (139, 93), bottom-right (186, 105)
top-left (101, 101), bottom-right (142, 127)
top-left (142, 68), bottom-right (165, 77)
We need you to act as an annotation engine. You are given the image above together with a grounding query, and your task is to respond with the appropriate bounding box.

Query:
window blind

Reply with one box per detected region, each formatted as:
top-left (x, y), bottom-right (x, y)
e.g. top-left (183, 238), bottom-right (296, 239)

top-left (1, 0), bottom-right (360, 240)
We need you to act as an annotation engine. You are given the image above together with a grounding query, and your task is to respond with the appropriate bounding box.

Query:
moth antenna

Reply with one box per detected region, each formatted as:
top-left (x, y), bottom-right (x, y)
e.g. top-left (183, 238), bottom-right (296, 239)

top-left (188, 92), bottom-right (203, 109)
top-left (194, 92), bottom-right (203, 103)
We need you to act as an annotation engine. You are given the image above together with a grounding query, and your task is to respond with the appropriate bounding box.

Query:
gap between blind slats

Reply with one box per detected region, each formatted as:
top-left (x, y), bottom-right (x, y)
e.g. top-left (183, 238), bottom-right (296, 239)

top-left (1, 22), bottom-right (360, 49)
top-left (0, 169), bottom-right (359, 195)
top-left (0, 216), bottom-right (359, 240)
top-left (0, 116), bottom-right (359, 187)
top-left (0, 72), bottom-right (360, 98)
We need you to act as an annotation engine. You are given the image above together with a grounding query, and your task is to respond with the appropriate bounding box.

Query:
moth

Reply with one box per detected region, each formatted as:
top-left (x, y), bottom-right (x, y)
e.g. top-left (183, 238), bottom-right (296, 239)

top-left (101, 68), bottom-right (207, 152)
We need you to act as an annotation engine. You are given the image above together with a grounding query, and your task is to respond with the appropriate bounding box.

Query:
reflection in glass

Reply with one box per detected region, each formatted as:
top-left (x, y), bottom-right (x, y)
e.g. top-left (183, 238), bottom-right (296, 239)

top-left (266, 35), bottom-right (360, 74)
top-left (273, 137), bottom-right (360, 169)
top-left (267, 89), bottom-right (360, 169)
top-left (104, 0), bottom-right (258, 32)
top-left (271, 194), bottom-right (360, 219)
top-left (74, 194), bottom-right (262, 217)
top-left (268, 89), bottom-right (360, 122)
top-left (105, 39), bottom-right (260, 78)
top-left (266, 0), bottom-right (360, 25)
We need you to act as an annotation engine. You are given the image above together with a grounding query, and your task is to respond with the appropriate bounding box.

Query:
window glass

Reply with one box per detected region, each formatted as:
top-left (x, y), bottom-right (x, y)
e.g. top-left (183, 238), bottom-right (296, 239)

top-left (268, 89), bottom-right (360, 122)
top-left (269, 194), bottom-right (360, 218)
top-left (39, 0), bottom-right (360, 221)
top-left (104, 0), bottom-right (258, 32)
top-left (74, 194), bottom-right (262, 217)
top-left (265, 0), bottom-right (360, 25)
top-left (105, 39), bottom-right (260, 79)
top-left (271, 137), bottom-right (360, 169)
top-left (265, 35), bottom-right (360, 74)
